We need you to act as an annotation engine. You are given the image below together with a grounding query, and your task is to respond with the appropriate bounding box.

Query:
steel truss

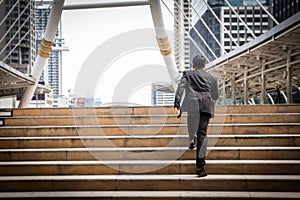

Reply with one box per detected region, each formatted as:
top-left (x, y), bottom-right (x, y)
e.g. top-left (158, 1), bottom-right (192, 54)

top-left (207, 12), bottom-right (300, 104)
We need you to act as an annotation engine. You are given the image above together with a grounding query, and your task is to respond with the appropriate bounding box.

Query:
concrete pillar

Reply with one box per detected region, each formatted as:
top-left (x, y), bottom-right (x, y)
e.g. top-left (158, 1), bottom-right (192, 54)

top-left (222, 81), bottom-right (226, 105)
top-left (231, 74), bottom-right (235, 105)
top-left (19, 0), bottom-right (65, 108)
top-left (260, 59), bottom-right (266, 104)
top-left (243, 67), bottom-right (248, 105)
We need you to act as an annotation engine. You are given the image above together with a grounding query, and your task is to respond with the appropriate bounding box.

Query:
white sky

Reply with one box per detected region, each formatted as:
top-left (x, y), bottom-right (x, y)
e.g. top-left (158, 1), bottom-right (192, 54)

top-left (61, 0), bottom-right (174, 105)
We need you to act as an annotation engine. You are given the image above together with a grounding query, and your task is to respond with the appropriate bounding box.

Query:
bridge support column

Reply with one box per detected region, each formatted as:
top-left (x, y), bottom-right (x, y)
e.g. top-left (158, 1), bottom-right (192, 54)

top-left (231, 75), bottom-right (235, 105)
top-left (243, 67), bottom-right (248, 105)
top-left (19, 0), bottom-right (65, 108)
top-left (286, 50), bottom-right (292, 104)
top-left (260, 59), bottom-right (266, 104)
top-left (149, 0), bottom-right (178, 90)
top-left (222, 81), bottom-right (226, 105)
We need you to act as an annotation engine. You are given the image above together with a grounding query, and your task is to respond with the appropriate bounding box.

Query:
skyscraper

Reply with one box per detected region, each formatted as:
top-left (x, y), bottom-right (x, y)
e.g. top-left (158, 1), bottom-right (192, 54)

top-left (174, 0), bottom-right (192, 72)
top-left (190, 0), bottom-right (271, 61)
top-left (0, 0), bottom-right (36, 74)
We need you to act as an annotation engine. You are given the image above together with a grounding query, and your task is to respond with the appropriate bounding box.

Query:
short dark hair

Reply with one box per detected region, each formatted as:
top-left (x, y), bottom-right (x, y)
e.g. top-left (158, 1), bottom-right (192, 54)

top-left (193, 55), bottom-right (206, 69)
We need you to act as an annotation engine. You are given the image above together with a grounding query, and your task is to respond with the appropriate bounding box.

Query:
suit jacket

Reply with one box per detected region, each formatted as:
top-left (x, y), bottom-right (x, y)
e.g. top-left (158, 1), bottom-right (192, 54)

top-left (174, 69), bottom-right (219, 118)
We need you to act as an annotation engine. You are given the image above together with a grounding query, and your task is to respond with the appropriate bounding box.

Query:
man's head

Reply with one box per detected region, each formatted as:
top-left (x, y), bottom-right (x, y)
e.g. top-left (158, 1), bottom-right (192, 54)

top-left (192, 55), bottom-right (206, 69)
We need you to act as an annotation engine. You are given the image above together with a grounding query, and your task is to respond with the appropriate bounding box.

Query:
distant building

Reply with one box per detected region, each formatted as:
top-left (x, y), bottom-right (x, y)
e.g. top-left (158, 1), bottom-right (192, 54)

top-left (151, 83), bottom-right (174, 106)
top-left (73, 98), bottom-right (102, 107)
top-left (0, 0), bottom-right (36, 74)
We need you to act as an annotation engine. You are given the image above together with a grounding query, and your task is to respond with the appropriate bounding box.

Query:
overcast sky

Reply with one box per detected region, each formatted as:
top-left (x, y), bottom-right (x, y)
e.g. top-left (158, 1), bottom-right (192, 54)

top-left (61, 0), bottom-right (174, 105)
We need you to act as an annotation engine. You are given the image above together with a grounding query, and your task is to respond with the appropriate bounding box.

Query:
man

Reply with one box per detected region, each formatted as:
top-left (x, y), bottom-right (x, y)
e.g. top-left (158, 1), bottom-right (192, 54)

top-left (174, 55), bottom-right (219, 177)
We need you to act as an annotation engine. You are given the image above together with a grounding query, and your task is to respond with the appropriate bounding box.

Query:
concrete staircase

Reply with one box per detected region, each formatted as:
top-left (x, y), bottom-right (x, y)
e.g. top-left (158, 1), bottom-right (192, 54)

top-left (0, 105), bottom-right (299, 199)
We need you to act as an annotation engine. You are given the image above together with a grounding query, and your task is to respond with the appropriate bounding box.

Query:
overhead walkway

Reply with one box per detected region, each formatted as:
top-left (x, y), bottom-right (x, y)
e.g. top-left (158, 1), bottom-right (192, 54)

top-left (0, 61), bottom-right (50, 98)
top-left (207, 12), bottom-right (300, 105)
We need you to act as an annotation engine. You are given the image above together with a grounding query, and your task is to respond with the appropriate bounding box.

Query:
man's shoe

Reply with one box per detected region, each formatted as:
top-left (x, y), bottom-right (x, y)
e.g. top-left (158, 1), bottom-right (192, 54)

top-left (188, 140), bottom-right (195, 149)
top-left (188, 138), bottom-right (196, 149)
top-left (197, 169), bottom-right (207, 177)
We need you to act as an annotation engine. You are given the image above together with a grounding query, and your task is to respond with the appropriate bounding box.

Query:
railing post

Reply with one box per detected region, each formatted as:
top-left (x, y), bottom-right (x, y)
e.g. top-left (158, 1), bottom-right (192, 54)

top-left (260, 59), bottom-right (266, 104)
top-left (286, 49), bottom-right (292, 104)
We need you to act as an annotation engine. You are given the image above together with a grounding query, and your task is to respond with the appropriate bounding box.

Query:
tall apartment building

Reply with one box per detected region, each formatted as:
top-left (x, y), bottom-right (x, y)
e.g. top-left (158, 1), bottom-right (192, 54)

top-left (35, 0), bottom-right (63, 96)
top-left (190, 0), bottom-right (271, 60)
top-left (174, 0), bottom-right (192, 72)
top-left (0, 0), bottom-right (36, 74)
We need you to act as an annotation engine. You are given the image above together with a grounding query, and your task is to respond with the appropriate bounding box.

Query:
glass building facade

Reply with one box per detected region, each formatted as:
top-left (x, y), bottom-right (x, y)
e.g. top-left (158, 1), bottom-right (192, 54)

top-left (190, 0), bottom-right (271, 61)
top-left (208, 0), bottom-right (269, 7)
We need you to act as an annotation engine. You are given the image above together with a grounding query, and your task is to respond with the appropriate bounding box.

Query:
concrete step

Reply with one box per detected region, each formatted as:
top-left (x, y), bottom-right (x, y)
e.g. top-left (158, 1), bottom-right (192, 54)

top-left (4, 113), bottom-right (300, 126)
top-left (0, 160), bottom-right (299, 175)
top-left (224, 105), bottom-right (300, 114)
top-left (11, 105), bottom-right (300, 117)
top-left (0, 123), bottom-right (299, 137)
top-left (0, 147), bottom-right (299, 161)
top-left (4, 115), bottom-right (182, 126)
top-left (0, 135), bottom-right (299, 149)
top-left (0, 191), bottom-right (299, 199)
top-left (0, 175), bottom-right (299, 192)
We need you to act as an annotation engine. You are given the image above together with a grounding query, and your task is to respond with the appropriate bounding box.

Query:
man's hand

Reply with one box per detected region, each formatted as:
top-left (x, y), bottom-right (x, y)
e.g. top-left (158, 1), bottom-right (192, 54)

top-left (174, 107), bottom-right (181, 115)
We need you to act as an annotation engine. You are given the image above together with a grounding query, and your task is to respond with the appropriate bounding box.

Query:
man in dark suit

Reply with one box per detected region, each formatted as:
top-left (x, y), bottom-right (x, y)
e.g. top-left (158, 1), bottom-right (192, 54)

top-left (174, 55), bottom-right (219, 177)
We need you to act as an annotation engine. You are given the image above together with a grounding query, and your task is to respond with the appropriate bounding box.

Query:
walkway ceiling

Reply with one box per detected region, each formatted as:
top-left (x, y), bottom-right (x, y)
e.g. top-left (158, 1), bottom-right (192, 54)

top-left (0, 61), bottom-right (50, 98)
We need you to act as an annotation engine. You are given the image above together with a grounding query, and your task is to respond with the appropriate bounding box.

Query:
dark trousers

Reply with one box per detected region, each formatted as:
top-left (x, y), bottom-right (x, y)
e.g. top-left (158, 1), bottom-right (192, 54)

top-left (187, 112), bottom-right (210, 171)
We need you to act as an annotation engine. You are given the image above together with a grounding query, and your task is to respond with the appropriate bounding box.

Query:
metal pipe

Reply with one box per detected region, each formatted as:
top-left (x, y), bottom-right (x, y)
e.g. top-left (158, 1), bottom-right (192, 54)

top-left (0, 3), bottom-right (30, 51)
top-left (0, 0), bottom-right (18, 27)
top-left (63, 0), bottom-right (149, 10)
top-left (250, 98), bottom-right (256, 105)
top-left (149, 0), bottom-right (179, 90)
top-left (280, 90), bottom-right (287, 103)
top-left (4, 2), bottom-right (55, 62)
top-left (0, 18), bottom-right (30, 58)
top-left (19, 0), bottom-right (65, 108)
top-left (3, 29), bottom-right (30, 62)
top-left (267, 93), bottom-right (275, 104)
